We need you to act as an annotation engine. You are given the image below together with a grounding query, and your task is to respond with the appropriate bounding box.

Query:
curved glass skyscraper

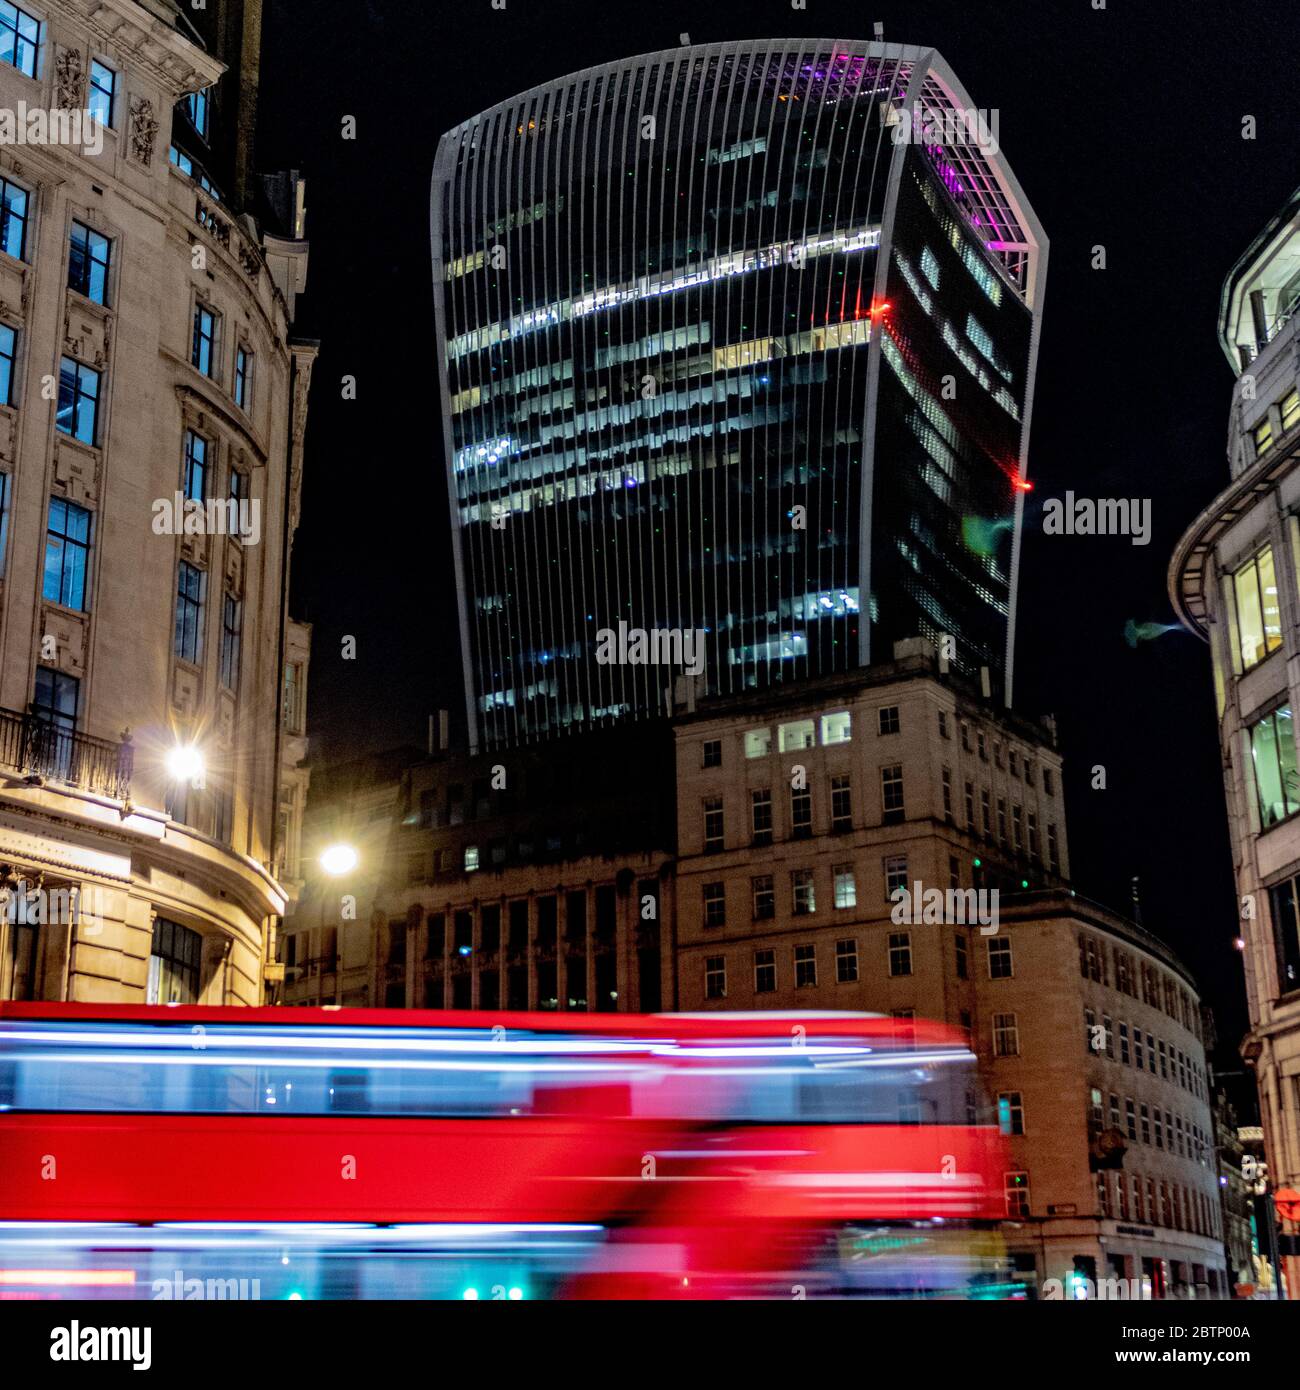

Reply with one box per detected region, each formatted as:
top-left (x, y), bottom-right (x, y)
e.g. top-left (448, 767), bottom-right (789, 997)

top-left (432, 40), bottom-right (1047, 748)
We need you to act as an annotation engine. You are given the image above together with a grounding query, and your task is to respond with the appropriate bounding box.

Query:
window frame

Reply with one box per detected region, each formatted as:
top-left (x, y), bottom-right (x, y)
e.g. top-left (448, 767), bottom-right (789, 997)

top-left (56, 355), bottom-right (100, 445)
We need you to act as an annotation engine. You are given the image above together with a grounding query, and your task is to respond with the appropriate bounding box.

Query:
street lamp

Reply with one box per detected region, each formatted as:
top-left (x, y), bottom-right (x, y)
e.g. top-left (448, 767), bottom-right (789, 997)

top-left (319, 844), bottom-right (358, 877)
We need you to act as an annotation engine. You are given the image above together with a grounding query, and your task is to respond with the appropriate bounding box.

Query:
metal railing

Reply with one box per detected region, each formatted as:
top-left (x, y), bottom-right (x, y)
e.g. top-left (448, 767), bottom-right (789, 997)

top-left (0, 706), bottom-right (133, 800)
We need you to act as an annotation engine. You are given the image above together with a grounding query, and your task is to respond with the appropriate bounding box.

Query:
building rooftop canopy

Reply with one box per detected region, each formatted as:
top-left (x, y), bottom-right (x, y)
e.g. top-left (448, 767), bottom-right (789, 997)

top-left (1218, 182), bottom-right (1300, 371)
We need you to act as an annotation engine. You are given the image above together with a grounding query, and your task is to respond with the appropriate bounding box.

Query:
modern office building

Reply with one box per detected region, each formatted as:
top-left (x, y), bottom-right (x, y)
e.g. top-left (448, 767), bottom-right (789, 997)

top-left (1170, 182), bottom-right (1300, 1297)
top-left (432, 39), bottom-right (1047, 749)
top-left (0, 0), bottom-right (313, 1006)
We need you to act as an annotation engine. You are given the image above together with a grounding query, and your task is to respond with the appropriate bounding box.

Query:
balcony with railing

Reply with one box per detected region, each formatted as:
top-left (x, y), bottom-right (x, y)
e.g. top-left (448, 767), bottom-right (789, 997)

top-left (0, 707), bottom-right (133, 801)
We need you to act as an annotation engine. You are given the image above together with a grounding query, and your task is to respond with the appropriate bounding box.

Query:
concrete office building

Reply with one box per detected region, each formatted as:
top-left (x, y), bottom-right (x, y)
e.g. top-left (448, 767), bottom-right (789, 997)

top-left (1170, 182), bottom-right (1300, 1297)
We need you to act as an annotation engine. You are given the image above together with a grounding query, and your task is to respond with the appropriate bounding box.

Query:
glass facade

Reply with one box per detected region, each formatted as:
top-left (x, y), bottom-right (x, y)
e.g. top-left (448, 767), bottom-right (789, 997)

top-left (434, 42), bottom-right (1044, 746)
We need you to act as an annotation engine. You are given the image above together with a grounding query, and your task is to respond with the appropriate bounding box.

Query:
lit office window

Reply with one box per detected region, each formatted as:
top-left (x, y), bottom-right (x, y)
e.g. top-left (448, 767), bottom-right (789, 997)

top-left (1250, 705), bottom-right (1299, 829)
top-left (833, 864), bottom-right (856, 909)
top-left (1232, 547), bottom-right (1282, 670)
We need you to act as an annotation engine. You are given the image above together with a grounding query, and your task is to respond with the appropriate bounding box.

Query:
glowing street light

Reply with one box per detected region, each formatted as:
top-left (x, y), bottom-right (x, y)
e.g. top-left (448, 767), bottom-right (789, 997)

top-left (166, 743), bottom-right (204, 784)
top-left (319, 844), bottom-right (358, 877)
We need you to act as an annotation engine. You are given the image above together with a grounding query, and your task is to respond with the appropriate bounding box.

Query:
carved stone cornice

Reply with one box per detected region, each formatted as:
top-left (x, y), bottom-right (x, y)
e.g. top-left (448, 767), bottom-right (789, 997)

top-left (64, 0), bottom-right (224, 96)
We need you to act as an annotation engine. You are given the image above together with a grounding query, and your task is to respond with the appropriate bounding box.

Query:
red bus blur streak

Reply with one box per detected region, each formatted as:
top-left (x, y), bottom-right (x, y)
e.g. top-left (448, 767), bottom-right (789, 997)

top-left (0, 1002), bottom-right (1009, 1227)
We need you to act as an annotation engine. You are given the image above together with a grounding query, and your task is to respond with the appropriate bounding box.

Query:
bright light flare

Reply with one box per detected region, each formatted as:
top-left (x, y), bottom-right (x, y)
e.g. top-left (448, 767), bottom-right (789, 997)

top-left (166, 744), bottom-right (204, 783)
top-left (319, 844), bottom-right (359, 876)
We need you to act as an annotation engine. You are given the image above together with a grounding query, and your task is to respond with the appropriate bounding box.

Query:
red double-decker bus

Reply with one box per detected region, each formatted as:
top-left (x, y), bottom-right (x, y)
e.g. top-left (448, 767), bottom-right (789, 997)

top-left (0, 1003), bottom-right (1015, 1299)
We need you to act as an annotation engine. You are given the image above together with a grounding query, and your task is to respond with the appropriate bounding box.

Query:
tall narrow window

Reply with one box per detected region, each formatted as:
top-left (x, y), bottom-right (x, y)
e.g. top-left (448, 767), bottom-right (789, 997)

top-left (88, 60), bottom-right (116, 126)
top-left (0, 470), bottom-right (8, 574)
top-left (0, 321), bottom-right (15, 405)
top-left (183, 430), bottom-right (208, 503)
top-left (56, 357), bottom-right (100, 444)
top-left (750, 787), bottom-right (772, 845)
top-left (174, 561), bottom-right (205, 664)
top-left (754, 948), bottom-right (776, 994)
top-left (751, 874), bottom-right (774, 921)
top-left (794, 943), bottom-right (817, 987)
top-left (234, 344), bottom-right (253, 411)
top-left (881, 764), bottom-right (904, 823)
top-left (888, 932), bottom-right (912, 977)
top-left (192, 304), bottom-right (217, 376)
top-left (791, 869), bottom-right (815, 916)
top-left (1250, 705), bottom-right (1300, 829)
top-left (702, 881), bottom-right (725, 929)
top-left (1233, 547), bottom-right (1282, 671)
top-left (702, 796), bottom-right (724, 851)
top-left (833, 864), bottom-right (856, 909)
top-left (0, 176), bottom-right (27, 260)
top-left (42, 498), bottom-right (92, 610)
top-left (790, 783), bottom-right (812, 837)
top-left (220, 592), bottom-right (241, 691)
top-left (835, 938), bottom-right (858, 983)
top-left (33, 665), bottom-right (78, 738)
top-left (704, 955), bottom-right (726, 1000)
top-left (830, 774), bottom-right (852, 830)
top-left (0, 3), bottom-right (39, 79)
top-left (33, 665), bottom-right (78, 782)
top-left (68, 221), bottom-right (111, 305)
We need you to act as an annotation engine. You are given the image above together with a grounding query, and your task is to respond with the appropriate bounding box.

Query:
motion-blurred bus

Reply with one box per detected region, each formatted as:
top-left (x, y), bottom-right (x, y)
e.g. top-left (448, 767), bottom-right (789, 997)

top-left (0, 1003), bottom-right (1019, 1299)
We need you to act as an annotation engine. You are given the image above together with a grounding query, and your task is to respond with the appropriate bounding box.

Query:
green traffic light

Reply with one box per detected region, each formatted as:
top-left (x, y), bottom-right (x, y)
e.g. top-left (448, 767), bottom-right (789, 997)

top-left (973, 857), bottom-right (982, 868)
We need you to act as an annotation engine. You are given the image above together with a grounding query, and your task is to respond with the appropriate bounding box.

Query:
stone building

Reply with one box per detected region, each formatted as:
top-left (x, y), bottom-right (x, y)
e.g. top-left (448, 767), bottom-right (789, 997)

top-left (1170, 180), bottom-right (1300, 1297)
top-left (0, 0), bottom-right (312, 1007)
top-left (672, 643), bottom-right (1225, 1295)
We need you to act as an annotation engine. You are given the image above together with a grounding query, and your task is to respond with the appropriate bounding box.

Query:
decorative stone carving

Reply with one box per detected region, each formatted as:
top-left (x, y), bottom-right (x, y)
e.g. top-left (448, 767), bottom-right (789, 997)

top-left (54, 47), bottom-right (85, 110)
top-left (129, 97), bottom-right (158, 166)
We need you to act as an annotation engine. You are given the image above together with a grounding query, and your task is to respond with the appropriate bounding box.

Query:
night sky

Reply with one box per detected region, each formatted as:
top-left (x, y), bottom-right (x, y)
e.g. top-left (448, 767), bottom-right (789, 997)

top-left (255, 0), bottom-right (1299, 1080)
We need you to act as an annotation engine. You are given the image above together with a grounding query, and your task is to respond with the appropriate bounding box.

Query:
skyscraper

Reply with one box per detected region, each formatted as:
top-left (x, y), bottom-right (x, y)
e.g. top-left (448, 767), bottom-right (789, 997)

top-left (432, 40), bottom-right (1047, 750)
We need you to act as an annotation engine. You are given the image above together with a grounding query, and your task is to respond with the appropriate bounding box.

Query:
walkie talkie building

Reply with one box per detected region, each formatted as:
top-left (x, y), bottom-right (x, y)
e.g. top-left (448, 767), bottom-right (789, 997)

top-left (432, 40), bottom-right (1047, 749)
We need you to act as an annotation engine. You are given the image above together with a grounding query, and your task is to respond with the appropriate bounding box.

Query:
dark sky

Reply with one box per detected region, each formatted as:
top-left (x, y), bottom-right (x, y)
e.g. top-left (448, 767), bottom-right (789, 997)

top-left (255, 0), bottom-right (1300, 1072)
